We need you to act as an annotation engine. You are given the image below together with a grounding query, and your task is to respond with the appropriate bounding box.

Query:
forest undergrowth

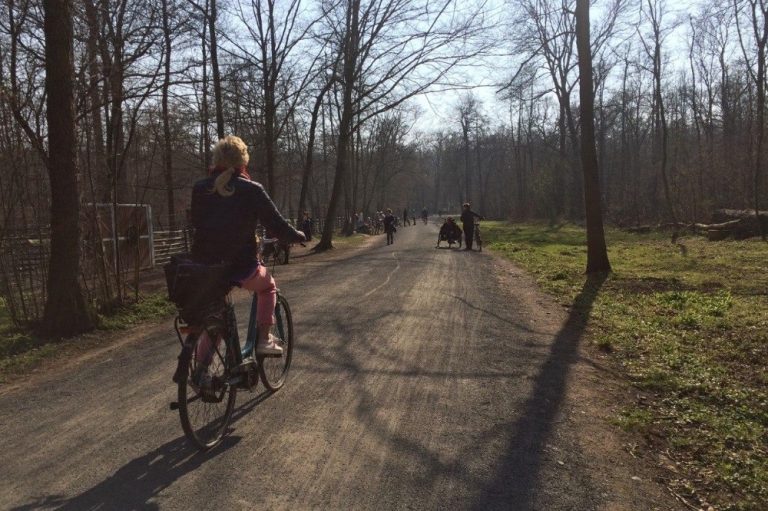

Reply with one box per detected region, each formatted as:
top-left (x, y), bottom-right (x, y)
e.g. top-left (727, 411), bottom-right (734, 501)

top-left (0, 292), bottom-right (176, 383)
top-left (485, 221), bottom-right (767, 511)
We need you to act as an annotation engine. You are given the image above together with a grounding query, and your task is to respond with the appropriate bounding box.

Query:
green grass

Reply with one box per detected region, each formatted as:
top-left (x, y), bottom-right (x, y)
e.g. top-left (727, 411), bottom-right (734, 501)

top-left (331, 232), bottom-right (371, 248)
top-left (484, 221), bottom-right (768, 511)
top-left (0, 292), bottom-right (176, 382)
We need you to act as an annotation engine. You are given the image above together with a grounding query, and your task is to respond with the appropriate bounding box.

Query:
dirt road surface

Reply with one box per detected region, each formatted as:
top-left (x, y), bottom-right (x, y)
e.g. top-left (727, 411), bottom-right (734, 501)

top-left (0, 221), bottom-right (681, 510)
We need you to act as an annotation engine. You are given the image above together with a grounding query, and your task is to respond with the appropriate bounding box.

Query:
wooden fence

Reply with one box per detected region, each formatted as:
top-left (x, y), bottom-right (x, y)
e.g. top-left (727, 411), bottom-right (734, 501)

top-left (153, 228), bottom-right (192, 266)
top-left (0, 216), bottom-right (350, 325)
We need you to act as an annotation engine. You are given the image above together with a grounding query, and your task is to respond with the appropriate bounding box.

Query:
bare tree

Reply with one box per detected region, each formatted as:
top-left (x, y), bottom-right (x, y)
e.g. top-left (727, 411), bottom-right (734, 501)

top-left (187, 0), bottom-right (225, 139)
top-left (297, 66), bottom-right (336, 217)
top-left (735, 0), bottom-right (768, 239)
top-left (576, 0), bottom-right (611, 273)
top-left (161, 0), bottom-right (176, 229)
top-left (457, 93), bottom-right (482, 205)
top-left (314, 0), bottom-right (488, 251)
top-left (40, 0), bottom-right (95, 336)
top-left (229, 0), bottom-right (323, 194)
top-left (638, 0), bottom-right (678, 225)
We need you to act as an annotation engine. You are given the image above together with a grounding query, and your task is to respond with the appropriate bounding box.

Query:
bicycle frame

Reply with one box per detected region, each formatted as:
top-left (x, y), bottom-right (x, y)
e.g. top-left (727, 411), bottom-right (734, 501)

top-left (171, 230), bottom-right (297, 450)
top-left (173, 249), bottom-right (279, 389)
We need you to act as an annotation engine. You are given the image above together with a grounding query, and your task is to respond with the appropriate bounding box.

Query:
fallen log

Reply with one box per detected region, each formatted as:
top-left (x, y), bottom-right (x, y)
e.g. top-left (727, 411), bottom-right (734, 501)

top-left (692, 210), bottom-right (768, 240)
top-left (693, 219), bottom-right (741, 231)
top-left (711, 208), bottom-right (768, 223)
top-left (709, 209), bottom-right (768, 239)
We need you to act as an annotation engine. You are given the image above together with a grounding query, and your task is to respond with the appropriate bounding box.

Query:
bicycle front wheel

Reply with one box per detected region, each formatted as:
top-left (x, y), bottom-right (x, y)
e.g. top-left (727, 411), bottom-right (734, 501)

top-left (178, 331), bottom-right (238, 450)
top-left (259, 294), bottom-right (294, 391)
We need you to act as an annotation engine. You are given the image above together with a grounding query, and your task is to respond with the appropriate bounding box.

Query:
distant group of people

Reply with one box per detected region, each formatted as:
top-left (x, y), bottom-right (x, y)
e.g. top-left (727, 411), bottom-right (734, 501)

top-left (375, 202), bottom-right (482, 250)
top-left (437, 203), bottom-right (483, 250)
top-left (297, 202), bottom-right (482, 251)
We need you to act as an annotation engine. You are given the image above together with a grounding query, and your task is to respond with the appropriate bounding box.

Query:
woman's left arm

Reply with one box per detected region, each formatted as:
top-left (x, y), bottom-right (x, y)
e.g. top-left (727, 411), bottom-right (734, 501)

top-left (250, 182), bottom-right (305, 242)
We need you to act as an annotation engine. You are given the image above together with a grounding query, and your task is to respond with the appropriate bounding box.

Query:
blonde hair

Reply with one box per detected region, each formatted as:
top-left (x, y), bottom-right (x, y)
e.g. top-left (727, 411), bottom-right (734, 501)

top-left (211, 135), bottom-right (250, 197)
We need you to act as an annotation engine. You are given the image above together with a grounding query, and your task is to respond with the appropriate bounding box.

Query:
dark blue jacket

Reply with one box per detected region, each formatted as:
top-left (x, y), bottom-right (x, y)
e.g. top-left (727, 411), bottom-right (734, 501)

top-left (191, 173), bottom-right (303, 278)
top-left (460, 208), bottom-right (482, 227)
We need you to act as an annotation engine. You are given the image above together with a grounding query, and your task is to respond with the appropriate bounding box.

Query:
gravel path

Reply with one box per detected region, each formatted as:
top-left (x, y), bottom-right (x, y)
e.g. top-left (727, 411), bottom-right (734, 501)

top-left (0, 220), bottom-right (681, 510)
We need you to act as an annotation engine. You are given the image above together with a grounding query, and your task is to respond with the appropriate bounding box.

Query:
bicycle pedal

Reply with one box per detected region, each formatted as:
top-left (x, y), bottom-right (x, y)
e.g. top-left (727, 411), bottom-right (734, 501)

top-left (236, 358), bottom-right (256, 372)
top-left (258, 353), bottom-right (282, 359)
top-left (227, 375), bottom-right (244, 386)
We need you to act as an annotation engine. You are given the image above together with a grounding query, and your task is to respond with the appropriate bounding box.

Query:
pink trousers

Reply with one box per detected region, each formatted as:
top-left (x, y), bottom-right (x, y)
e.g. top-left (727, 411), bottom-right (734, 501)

top-left (238, 264), bottom-right (277, 326)
top-left (194, 265), bottom-right (276, 365)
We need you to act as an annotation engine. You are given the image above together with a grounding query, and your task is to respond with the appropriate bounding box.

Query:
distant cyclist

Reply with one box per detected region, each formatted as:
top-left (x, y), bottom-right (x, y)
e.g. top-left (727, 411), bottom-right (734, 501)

top-left (421, 207), bottom-right (428, 224)
top-left (460, 202), bottom-right (483, 251)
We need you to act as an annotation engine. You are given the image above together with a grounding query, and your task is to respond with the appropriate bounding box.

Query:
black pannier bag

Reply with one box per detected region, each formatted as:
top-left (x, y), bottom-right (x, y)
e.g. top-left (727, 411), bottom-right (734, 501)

top-left (164, 253), bottom-right (232, 322)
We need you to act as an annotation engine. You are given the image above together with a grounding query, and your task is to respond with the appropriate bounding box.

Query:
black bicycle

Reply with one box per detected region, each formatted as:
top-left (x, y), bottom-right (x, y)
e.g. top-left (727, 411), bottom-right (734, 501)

top-left (168, 237), bottom-right (294, 450)
top-left (474, 220), bottom-right (483, 252)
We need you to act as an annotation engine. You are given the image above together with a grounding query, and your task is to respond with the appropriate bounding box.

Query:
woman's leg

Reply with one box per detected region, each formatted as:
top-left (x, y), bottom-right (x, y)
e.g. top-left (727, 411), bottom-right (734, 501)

top-left (195, 331), bottom-right (213, 365)
top-left (239, 265), bottom-right (277, 344)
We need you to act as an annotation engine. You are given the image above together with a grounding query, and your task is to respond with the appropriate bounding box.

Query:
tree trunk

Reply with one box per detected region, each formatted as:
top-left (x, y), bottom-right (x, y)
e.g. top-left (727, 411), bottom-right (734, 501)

top-left (83, 0), bottom-right (108, 202)
top-left (755, 24), bottom-right (767, 240)
top-left (41, 0), bottom-right (95, 337)
top-left (209, 0), bottom-right (224, 139)
top-left (200, 24), bottom-right (211, 169)
top-left (161, 0), bottom-right (176, 229)
top-left (576, 0), bottom-right (611, 273)
top-left (462, 122), bottom-right (471, 203)
top-left (316, 0), bottom-right (359, 251)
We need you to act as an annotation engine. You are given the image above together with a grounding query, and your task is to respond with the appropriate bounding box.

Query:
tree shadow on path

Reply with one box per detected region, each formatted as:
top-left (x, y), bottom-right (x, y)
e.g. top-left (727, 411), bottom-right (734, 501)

top-left (10, 388), bottom-right (276, 511)
top-left (471, 273), bottom-right (608, 510)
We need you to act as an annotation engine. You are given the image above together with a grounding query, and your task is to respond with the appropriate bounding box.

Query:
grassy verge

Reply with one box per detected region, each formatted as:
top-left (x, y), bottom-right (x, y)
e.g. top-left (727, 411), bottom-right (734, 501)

top-left (330, 232), bottom-right (372, 249)
top-left (0, 292), bottom-right (175, 383)
top-left (484, 222), bottom-right (768, 511)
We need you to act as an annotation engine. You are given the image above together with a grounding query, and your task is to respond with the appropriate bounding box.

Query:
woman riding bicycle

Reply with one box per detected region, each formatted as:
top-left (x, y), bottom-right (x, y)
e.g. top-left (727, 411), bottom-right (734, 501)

top-left (191, 135), bottom-right (305, 356)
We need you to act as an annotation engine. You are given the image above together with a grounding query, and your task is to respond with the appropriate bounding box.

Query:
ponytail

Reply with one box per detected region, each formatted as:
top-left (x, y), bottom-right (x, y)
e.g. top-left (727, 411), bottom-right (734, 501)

top-left (211, 167), bottom-right (236, 197)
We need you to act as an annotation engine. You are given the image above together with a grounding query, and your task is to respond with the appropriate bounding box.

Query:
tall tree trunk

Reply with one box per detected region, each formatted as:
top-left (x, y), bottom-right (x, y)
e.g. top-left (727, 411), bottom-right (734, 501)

top-left (576, 0), bottom-right (611, 273)
top-left (41, 0), bottom-right (95, 336)
top-left (161, 0), bottom-right (176, 229)
top-left (462, 123), bottom-right (471, 203)
top-left (200, 11), bottom-right (211, 170)
top-left (298, 83), bottom-right (331, 217)
top-left (209, 0), bottom-right (224, 139)
top-left (756, 20), bottom-right (767, 240)
top-left (83, 0), bottom-right (107, 201)
top-left (317, 0), bottom-right (359, 251)
top-left (655, 44), bottom-right (675, 224)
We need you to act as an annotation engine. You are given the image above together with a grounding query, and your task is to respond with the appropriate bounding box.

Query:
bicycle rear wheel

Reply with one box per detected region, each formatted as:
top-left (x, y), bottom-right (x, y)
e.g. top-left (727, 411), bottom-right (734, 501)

top-left (178, 331), bottom-right (237, 450)
top-left (259, 294), bottom-right (294, 391)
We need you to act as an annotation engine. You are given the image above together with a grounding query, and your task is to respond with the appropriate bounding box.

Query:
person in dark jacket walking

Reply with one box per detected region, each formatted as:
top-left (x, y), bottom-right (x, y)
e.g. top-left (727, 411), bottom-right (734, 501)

top-left (384, 208), bottom-right (397, 245)
top-left (300, 211), bottom-right (313, 241)
top-left (191, 135), bottom-right (305, 356)
top-left (460, 202), bottom-right (483, 250)
top-left (402, 207), bottom-right (410, 227)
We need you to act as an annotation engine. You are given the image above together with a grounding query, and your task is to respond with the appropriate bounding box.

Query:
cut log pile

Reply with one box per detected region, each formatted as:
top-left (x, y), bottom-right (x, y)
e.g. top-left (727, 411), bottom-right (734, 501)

top-left (695, 209), bottom-right (768, 241)
top-left (620, 209), bottom-right (767, 240)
